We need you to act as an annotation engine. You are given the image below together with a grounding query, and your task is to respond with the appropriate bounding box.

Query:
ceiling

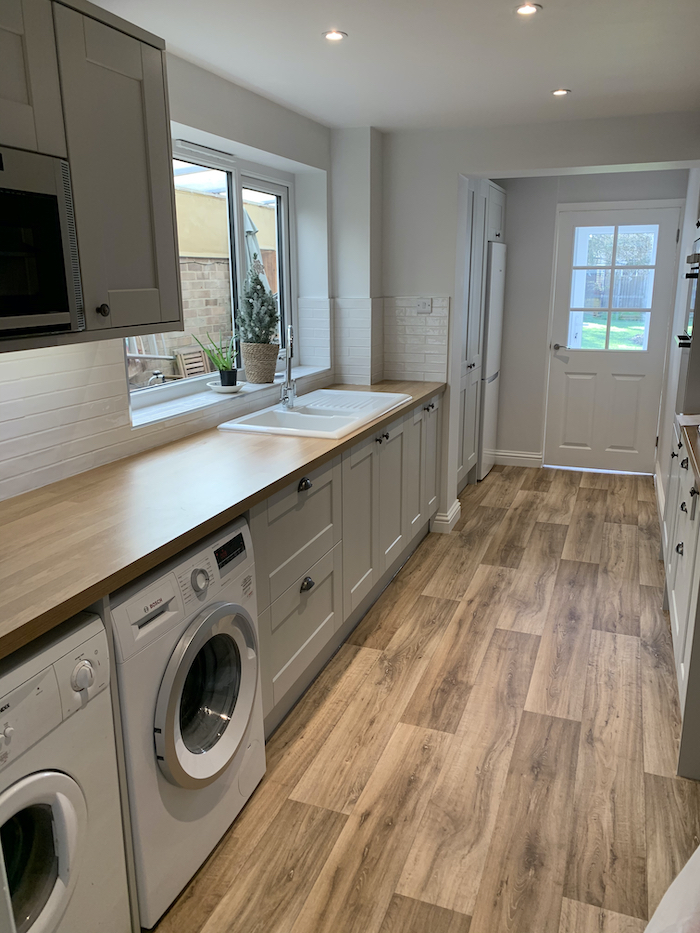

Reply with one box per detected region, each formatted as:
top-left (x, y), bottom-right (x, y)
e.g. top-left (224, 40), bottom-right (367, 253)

top-left (95, 0), bottom-right (700, 130)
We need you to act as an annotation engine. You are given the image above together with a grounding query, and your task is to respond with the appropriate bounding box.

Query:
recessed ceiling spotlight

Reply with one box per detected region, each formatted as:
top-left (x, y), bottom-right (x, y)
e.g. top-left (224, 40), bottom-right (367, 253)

top-left (552, 88), bottom-right (572, 96)
top-left (323, 30), bottom-right (347, 41)
top-left (516, 3), bottom-right (542, 14)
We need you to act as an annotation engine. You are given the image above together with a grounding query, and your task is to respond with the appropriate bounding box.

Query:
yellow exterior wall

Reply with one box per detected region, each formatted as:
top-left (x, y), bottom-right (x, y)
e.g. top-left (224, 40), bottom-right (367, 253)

top-left (175, 189), bottom-right (276, 258)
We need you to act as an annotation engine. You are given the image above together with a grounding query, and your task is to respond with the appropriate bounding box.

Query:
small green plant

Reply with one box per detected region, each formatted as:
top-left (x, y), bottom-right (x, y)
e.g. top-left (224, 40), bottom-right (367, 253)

top-left (237, 254), bottom-right (279, 344)
top-left (194, 332), bottom-right (236, 371)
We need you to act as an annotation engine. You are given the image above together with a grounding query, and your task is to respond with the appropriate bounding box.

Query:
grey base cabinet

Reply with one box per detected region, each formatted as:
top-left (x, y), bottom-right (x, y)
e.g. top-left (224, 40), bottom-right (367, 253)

top-left (250, 396), bottom-right (442, 726)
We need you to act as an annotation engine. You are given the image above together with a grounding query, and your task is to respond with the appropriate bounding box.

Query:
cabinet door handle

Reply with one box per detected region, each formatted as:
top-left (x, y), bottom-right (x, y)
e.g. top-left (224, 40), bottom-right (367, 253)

top-left (681, 501), bottom-right (688, 512)
top-left (681, 458), bottom-right (689, 470)
top-left (495, 232), bottom-right (501, 237)
top-left (672, 451), bottom-right (678, 459)
top-left (424, 403), bottom-right (435, 412)
top-left (376, 432), bottom-right (389, 444)
top-left (679, 441), bottom-right (684, 449)
top-left (300, 576), bottom-right (315, 593)
top-left (96, 303), bottom-right (110, 317)
top-left (298, 477), bottom-right (313, 492)
top-left (691, 488), bottom-right (698, 497)
top-left (677, 542), bottom-right (684, 555)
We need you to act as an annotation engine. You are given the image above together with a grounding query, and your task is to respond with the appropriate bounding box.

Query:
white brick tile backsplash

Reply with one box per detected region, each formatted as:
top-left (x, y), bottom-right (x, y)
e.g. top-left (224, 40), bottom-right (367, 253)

top-left (383, 296), bottom-right (450, 383)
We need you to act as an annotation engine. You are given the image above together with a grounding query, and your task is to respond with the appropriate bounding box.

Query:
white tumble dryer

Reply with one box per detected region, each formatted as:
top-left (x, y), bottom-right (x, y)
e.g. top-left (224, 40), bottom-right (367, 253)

top-left (0, 612), bottom-right (131, 933)
top-left (109, 517), bottom-right (266, 929)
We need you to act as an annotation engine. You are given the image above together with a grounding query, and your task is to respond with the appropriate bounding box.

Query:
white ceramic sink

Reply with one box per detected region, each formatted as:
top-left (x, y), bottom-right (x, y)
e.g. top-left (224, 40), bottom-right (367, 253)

top-left (217, 389), bottom-right (412, 439)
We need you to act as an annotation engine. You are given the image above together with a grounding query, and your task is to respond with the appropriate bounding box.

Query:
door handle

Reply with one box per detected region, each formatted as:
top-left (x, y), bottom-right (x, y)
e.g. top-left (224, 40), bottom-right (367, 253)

top-left (553, 343), bottom-right (569, 351)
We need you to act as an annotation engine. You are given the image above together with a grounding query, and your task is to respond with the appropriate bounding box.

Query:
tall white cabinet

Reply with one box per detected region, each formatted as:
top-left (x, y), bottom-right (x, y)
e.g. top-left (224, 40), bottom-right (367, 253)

top-left (457, 179), bottom-right (506, 491)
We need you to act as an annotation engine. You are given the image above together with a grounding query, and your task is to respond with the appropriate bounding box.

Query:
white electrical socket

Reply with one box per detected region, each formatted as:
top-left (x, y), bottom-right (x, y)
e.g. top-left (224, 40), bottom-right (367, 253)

top-left (417, 298), bottom-right (432, 314)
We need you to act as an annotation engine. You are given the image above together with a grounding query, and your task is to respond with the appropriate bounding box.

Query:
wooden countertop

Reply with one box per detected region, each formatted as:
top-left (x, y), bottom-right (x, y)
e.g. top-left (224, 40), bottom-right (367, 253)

top-left (0, 381), bottom-right (444, 660)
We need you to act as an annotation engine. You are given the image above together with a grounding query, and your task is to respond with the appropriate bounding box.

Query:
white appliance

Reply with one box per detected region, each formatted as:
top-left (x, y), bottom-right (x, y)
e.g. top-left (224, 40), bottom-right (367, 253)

top-left (0, 612), bottom-right (131, 933)
top-left (478, 241), bottom-right (507, 481)
top-left (109, 517), bottom-right (266, 929)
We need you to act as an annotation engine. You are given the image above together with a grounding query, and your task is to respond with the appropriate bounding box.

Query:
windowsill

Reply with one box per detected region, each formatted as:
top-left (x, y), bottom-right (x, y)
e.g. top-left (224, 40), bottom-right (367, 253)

top-left (130, 365), bottom-right (329, 428)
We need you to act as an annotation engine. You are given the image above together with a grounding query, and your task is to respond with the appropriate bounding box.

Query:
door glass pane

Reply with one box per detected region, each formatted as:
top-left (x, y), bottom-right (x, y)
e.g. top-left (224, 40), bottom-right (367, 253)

top-left (615, 224), bottom-right (659, 266)
top-left (1, 804), bottom-right (58, 933)
top-left (609, 311), bottom-right (650, 351)
top-left (612, 268), bottom-right (655, 309)
top-left (568, 310), bottom-right (608, 349)
top-left (242, 187), bottom-right (283, 342)
top-left (180, 632), bottom-right (241, 754)
top-left (573, 226), bottom-right (614, 266)
top-left (571, 269), bottom-right (611, 308)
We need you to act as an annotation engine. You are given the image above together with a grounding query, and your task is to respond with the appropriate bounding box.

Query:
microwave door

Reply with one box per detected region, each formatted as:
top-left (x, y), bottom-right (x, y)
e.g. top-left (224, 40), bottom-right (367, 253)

top-left (0, 188), bottom-right (73, 335)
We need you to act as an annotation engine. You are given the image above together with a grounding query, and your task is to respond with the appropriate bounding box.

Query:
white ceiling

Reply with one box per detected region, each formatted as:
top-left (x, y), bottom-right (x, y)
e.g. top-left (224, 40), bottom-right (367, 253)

top-left (96, 0), bottom-right (700, 130)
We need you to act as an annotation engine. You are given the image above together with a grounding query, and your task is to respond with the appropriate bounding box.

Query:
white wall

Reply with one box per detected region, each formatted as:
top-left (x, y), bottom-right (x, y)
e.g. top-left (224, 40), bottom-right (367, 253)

top-left (383, 111), bottom-right (700, 299)
top-left (167, 55), bottom-right (330, 171)
top-left (496, 169), bottom-right (690, 459)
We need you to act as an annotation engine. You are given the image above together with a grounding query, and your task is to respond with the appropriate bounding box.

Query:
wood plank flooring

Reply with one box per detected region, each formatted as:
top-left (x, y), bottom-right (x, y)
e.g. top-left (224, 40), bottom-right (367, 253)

top-left (154, 467), bottom-right (700, 933)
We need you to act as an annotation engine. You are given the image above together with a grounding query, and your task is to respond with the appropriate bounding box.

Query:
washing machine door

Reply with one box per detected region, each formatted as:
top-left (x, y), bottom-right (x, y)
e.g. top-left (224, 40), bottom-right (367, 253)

top-left (154, 601), bottom-right (258, 789)
top-left (0, 771), bottom-right (87, 933)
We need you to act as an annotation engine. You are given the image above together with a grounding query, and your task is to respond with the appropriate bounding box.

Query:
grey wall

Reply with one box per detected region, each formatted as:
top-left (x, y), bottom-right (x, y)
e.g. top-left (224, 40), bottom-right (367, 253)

top-left (496, 169), bottom-right (690, 457)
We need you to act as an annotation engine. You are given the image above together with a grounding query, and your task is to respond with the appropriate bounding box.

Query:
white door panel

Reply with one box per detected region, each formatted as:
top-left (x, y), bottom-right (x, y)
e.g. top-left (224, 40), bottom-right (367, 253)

top-left (544, 205), bottom-right (680, 473)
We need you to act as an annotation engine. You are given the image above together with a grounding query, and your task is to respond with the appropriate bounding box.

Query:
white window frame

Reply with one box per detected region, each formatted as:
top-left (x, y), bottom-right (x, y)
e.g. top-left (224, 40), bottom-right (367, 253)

top-left (125, 142), bottom-right (298, 422)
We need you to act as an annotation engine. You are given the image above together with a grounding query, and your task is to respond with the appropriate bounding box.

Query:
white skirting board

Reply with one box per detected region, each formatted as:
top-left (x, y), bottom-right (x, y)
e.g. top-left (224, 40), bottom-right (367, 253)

top-left (430, 499), bottom-right (461, 534)
top-left (493, 449), bottom-right (543, 468)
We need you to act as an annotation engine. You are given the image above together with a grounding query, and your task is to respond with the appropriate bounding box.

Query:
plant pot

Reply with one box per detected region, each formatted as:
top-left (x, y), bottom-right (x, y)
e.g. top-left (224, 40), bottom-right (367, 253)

top-left (241, 342), bottom-right (279, 384)
top-left (219, 369), bottom-right (237, 387)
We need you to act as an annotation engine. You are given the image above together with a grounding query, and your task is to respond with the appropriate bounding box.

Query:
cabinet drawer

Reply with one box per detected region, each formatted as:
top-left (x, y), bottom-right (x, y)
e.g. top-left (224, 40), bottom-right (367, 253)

top-left (268, 543), bottom-right (343, 708)
top-left (251, 457), bottom-right (341, 609)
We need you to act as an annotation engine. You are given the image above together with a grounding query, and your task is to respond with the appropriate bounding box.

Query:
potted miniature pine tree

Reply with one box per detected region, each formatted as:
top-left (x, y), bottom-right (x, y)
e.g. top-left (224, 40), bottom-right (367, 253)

top-left (237, 254), bottom-right (280, 383)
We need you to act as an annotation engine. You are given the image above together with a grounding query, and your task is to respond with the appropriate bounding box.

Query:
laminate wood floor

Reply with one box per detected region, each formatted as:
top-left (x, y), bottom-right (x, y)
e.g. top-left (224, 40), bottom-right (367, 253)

top-left (154, 467), bottom-right (700, 933)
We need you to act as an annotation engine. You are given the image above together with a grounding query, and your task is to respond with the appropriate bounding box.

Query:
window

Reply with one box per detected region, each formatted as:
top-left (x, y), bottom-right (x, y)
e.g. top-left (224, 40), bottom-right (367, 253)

top-left (125, 152), bottom-right (292, 394)
top-left (567, 223), bottom-right (659, 351)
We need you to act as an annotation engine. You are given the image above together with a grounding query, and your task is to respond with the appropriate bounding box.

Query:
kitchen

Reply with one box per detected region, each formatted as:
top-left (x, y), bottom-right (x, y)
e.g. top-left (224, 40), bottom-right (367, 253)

top-left (1, 0), bottom-right (700, 931)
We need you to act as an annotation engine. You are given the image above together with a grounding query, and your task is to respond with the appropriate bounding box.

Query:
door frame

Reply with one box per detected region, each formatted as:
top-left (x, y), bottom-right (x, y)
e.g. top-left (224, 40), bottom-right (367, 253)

top-left (542, 198), bottom-right (685, 470)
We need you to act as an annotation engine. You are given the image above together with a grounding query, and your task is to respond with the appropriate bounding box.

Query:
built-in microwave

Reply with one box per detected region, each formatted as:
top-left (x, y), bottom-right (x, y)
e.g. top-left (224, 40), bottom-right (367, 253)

top-left (0, 145), bottom-right (85, 341)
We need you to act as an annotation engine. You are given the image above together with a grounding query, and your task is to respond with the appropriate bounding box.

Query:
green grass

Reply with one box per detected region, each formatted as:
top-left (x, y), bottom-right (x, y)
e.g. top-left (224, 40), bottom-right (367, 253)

top-left (580, 314), bottom-right (647, 350)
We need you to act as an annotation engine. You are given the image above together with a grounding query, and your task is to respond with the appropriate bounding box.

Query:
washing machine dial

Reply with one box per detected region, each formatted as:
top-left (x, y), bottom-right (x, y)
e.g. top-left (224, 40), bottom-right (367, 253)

top-left (1, 725), bottom-right (14, 742)
top-left (191, 568), bottom-right (210, 595)
top-left (71, 659), bottom-right (95, 692)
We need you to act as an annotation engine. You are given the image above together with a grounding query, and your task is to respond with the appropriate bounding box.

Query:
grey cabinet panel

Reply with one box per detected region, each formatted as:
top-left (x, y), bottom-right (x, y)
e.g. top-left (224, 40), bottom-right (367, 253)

top-left (404, 406), bottom-right (425, 539)
top-left (53, 3), bottom-right (181, 334)
top-left (342, 435), bottom-right (379, 617)
top-left (378, 417), bottom-right (407, 569)
top-left (424, 394), bottom-right (440, 517)
top-left (0, 0), bottom-right (66, 155)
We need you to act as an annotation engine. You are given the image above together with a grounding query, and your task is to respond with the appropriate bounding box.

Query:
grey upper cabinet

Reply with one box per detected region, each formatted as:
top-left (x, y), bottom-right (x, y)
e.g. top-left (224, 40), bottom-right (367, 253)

top-left (52, 3), bottom-right (181, 334)
top-left (487, 183), bottom-right (506, 242)
top-left (0, 0), bottom-right (66, 156)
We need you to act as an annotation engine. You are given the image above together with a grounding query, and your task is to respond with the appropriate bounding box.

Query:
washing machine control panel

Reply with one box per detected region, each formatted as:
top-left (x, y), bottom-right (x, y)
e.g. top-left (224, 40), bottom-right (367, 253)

top-left (177, 555), bottom-right (215, 608)
top-left (0, 668), bottom-right (62, 772)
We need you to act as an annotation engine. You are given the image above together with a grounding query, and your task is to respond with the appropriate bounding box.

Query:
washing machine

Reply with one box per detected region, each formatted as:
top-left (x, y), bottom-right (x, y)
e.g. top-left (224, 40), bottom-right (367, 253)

top-left (0, 612), bottom-right (131, 933)
top-left (109, 516), bottom-right (266, 929)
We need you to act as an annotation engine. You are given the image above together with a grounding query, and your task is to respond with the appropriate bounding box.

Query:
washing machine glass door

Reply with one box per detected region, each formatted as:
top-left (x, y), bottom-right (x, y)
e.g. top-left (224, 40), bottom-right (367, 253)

top-left (0, 771), bottom-right (87, 933)
top-left (154, 601), bottom-right (258, 789)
